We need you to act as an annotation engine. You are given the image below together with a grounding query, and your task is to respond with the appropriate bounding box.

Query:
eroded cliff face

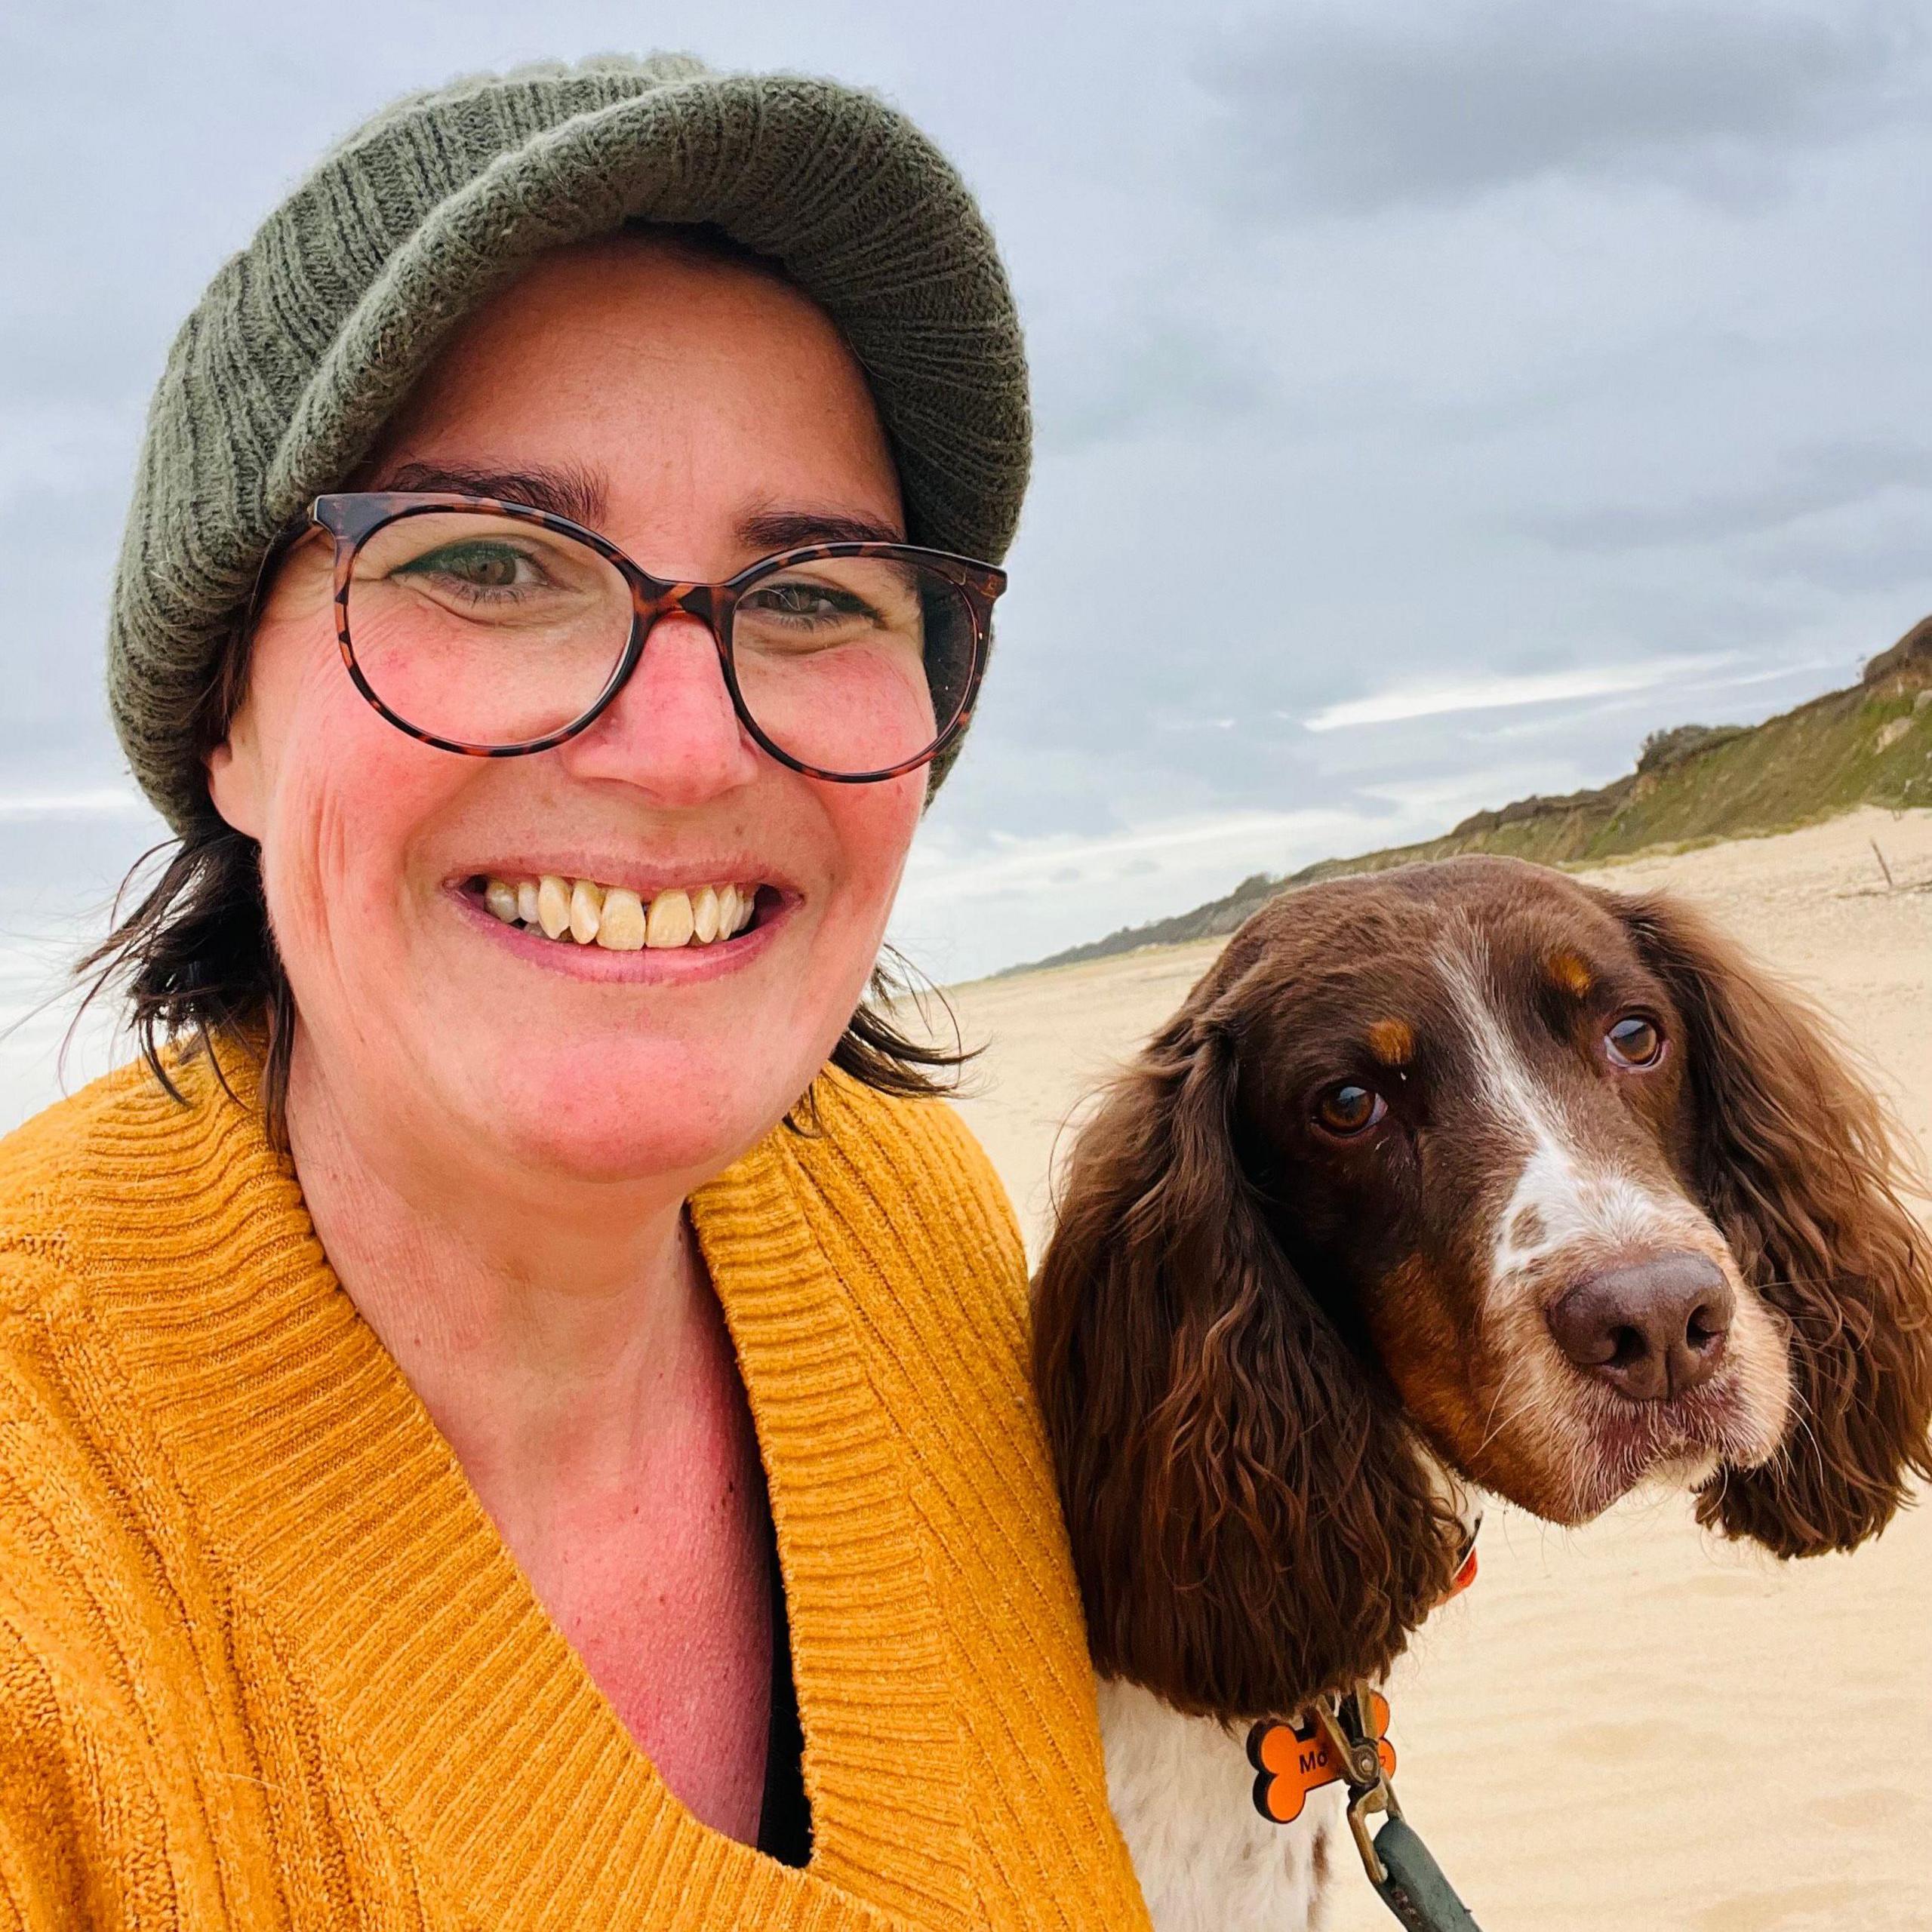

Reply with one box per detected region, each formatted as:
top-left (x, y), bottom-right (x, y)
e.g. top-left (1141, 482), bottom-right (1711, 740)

top-left (1008, 614), bottom-right (1932, 979)
top-left (1862, 612), bottom-right (1932, 693)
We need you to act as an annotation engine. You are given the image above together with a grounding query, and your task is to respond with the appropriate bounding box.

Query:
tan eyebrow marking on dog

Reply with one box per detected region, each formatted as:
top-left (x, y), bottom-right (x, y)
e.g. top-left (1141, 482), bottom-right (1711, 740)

top-left (1546, 950), bottom-right (1593, 998)
top-left (1367, 1018), bottom-right (1416, 1065)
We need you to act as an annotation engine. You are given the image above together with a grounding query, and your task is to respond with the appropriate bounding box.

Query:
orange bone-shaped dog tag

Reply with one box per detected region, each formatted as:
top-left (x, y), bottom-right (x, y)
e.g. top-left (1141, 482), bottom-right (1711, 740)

top-left (1246, 1693), bottom-right (1396, 1825)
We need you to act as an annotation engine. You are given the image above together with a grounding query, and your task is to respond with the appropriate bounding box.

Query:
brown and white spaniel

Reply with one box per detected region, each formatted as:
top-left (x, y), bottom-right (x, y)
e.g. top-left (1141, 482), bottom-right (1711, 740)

top-left (1032, 856), bottom-right (1932, 1930)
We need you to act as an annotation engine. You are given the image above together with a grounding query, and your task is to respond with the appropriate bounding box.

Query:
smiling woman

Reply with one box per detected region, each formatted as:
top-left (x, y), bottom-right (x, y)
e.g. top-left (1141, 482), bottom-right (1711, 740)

top-left (0, 54), bottom-right (1149, 1932)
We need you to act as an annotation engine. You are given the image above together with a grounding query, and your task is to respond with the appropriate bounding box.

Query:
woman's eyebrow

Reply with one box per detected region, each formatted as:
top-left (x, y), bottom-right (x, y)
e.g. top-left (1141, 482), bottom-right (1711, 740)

top-left (737, 507), bottom-right (906, 552)
top-left (368, 459), bottom-right (609, 528)
top-left (361, 472), bottom-right (901, 555)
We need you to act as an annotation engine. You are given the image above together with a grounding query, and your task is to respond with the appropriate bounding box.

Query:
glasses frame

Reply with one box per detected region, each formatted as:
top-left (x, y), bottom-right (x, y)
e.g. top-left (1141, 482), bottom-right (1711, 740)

top-left (300, 491), bottom-right (1007, 784)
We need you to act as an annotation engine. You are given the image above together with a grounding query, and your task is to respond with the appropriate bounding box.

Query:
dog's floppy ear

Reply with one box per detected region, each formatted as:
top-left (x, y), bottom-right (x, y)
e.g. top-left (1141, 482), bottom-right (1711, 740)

top-left (1617, 890), bottom-right (1932, 1555)
top-left (1032, 998), bottom-right (1460, 1721)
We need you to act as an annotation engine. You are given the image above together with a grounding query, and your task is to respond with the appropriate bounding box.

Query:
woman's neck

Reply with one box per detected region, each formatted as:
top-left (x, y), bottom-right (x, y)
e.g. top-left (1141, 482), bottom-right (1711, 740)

top-left (281, 1025), bottom-right (712, 1540)
top-left (280, 1028), bottom-right (779, 1841)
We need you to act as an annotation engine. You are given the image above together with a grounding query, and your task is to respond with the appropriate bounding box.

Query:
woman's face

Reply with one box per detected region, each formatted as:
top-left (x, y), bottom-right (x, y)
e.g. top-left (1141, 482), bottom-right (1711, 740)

top-left (209, 234), bottom-right (927, 1189)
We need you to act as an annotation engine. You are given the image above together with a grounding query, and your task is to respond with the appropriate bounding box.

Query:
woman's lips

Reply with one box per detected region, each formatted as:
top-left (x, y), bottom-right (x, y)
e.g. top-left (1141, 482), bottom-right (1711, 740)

top-left (468, 871), bottom-right (763, 951)
top-left (448, 879), bottom-right (790, 982)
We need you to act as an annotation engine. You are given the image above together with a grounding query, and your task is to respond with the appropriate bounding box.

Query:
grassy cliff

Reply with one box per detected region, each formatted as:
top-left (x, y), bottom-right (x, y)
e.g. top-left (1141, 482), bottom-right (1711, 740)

top-left (1007, 617), bottom-right (1932, 976)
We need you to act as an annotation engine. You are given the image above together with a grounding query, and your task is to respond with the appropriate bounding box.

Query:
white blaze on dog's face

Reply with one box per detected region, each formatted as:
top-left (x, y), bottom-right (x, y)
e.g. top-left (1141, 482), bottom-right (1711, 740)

top-left (1420, 915), bottom-right (1791, 1517)
top-left (1231, 863), bottom-right (1793, 1525)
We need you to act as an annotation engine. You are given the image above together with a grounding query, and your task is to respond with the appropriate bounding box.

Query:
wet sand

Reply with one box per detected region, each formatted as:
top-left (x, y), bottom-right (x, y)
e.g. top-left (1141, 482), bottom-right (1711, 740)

top-left (939, 808), bottom-right (1932, 1930)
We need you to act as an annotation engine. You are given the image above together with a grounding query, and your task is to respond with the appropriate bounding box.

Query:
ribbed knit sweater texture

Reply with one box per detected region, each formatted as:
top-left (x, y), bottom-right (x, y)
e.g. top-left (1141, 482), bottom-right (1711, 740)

top-left (0, 1054), bottom-right (1149, 1930)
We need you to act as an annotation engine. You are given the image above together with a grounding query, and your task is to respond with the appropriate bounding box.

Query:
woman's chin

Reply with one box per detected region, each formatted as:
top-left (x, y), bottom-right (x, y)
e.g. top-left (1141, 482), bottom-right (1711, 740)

top-left (445, 1039), bottom-right (804, 1187)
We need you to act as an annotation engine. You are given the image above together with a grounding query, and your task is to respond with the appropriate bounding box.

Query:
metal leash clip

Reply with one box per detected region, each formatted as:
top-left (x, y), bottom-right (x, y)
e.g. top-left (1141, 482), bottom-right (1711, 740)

top-left (1302, 1689), bottom-right (1484, 1932)
top-left (1306, 1690), bottom-right (1401, 1883)
top-left (1248, 1517), bottom-right (1488, 1927)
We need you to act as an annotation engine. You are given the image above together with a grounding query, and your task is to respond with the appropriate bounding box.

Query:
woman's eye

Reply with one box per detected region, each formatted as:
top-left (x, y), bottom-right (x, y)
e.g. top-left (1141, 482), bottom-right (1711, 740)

top-left (398, 541), bottom-right (537, 590)
top-left (744, 580), bottom-right (869, 623)
top-left (1315, 1083), bottom-right (1386, 1136)
top-left (1605, 1014), bottom-right (1664, 1068)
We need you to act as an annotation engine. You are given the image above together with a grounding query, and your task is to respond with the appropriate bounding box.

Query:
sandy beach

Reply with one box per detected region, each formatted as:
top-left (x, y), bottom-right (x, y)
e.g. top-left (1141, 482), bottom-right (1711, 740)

top-left (939, 808), bottom-right (1932, 1930)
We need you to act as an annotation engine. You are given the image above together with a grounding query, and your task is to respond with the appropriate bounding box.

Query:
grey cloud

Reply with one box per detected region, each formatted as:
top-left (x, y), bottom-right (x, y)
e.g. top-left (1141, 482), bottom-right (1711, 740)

top-left (1035, 313), bottom-right (1276, 451)
top-left (1528, 440), bottom-right (1932, 550)
top-left (1198, 0), bottom-right (1927, 216)
top-left (1745, 516), bottom-right (1932, 597)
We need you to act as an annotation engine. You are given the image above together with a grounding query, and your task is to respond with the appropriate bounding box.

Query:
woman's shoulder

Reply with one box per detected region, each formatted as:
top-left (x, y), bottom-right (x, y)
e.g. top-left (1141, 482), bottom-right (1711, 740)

top-left (0, 1069), bottom-right (189, 1596)
top-left (0, 1073), bottom-right (244, 1926)
top-left (786, 1072), bottom-right (1029, 1309)
top-left (0, 1062), bottom-right (197, 1444)
top-left (708, 1070), bottom-right (1043, 1421)
top-left (0, 1062), bottom-right (152, 1291)
top-left (1, 1057), bottom-right (223, 1287)
top-left (805, 1069), bottom-right (1020, 1220)
top-left (0, 1053), bottom-right (285, 1415)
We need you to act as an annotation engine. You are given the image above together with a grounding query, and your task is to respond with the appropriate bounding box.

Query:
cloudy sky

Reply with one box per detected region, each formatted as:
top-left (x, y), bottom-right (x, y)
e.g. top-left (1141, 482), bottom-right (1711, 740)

top-left (5, 0), bottom-right (1931, 1112)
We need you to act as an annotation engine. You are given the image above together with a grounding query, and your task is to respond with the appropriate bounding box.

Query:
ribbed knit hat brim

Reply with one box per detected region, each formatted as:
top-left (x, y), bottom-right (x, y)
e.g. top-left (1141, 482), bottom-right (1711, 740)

top-left (109, 54), bottom-right (1031, 832)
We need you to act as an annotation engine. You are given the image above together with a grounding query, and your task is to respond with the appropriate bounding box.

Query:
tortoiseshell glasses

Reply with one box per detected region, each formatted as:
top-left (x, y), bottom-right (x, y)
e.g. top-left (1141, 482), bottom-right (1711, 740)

top-left (303, 492), bottom-right (1007, 783)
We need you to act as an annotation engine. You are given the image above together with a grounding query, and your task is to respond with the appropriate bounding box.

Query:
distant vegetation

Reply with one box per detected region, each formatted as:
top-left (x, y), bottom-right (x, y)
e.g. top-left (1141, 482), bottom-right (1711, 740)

top-left (1001, 616), bottom-right (1932, 977)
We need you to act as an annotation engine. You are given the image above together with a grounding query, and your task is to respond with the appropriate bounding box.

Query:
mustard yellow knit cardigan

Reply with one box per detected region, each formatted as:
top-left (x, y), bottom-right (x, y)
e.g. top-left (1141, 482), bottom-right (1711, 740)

top-left (0, 1054), bottom-right (1149, 1930)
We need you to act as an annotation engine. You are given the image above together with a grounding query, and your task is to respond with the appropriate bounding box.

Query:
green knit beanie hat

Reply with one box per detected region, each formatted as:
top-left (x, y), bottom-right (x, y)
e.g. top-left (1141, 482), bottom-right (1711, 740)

top-left (108, 53), bottom-right (1031, 833)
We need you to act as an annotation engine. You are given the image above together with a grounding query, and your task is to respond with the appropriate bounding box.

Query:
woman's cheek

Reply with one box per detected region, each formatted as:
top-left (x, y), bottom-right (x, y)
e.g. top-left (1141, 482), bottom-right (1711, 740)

top-left (257, 662), bottom-right (451, 1007)
top-left (827, 768), bottom-right (924, 954)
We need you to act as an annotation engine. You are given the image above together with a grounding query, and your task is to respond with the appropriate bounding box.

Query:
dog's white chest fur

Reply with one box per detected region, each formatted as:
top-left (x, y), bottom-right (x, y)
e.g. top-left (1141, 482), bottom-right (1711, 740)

top-left (1098, 1678), bottom-right (1343, 1930)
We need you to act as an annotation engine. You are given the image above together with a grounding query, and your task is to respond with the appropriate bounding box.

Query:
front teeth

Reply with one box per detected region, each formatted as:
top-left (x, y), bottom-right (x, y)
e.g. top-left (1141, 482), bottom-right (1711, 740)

top-left (537, 875), bottom-right (571, 940)
top-left (481, 872), bottom-right (759, 950)
top-left (597, 887), bottom-right (645, 952)
top-left (645, 888), bottom-right (694, 949)
top-left (568, 878), bottom-right (603, 945)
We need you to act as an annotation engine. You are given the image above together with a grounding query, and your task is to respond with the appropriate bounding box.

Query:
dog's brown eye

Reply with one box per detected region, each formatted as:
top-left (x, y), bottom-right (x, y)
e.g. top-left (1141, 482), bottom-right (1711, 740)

top-left (1605, 1015), bottom-right (1663, 1068)
top-left (1316, 1084), bottom-right (1386, 1135)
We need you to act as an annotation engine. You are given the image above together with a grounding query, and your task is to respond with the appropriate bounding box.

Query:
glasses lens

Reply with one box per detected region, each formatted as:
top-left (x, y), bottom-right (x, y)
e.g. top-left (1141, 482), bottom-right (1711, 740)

top-left (728, 554), bottom-right (979, 777)
top-left (344, 512), bottom-right (632, 747)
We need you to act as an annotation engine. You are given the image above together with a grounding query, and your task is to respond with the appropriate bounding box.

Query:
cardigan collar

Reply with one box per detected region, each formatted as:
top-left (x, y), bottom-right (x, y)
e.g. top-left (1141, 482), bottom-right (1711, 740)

top-left (74, 1052), bottom-right (970, 1930)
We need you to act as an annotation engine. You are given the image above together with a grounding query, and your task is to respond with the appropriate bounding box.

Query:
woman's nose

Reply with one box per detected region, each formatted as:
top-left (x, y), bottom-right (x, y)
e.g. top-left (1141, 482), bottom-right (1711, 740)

top-left (553, 611), bottom-right (762, 801)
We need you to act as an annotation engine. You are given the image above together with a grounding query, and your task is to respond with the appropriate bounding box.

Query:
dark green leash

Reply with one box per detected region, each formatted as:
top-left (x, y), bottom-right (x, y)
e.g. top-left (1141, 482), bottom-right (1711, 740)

top-left (1371, 1817), bottom-right (1482, 1932)
top-left (1247, 1687), bottom-right (1482, 1931)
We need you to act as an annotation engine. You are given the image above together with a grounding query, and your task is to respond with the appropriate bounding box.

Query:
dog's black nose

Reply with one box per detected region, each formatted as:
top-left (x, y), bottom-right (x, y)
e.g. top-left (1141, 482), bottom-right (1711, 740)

top-left (1547, 1254), bottom-right (1734, 1401)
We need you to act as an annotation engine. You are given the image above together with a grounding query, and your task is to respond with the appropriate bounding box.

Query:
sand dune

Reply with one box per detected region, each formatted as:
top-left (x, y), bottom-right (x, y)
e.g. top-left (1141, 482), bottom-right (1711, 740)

top-left (939, 808), bottom-right (1932, 1930)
